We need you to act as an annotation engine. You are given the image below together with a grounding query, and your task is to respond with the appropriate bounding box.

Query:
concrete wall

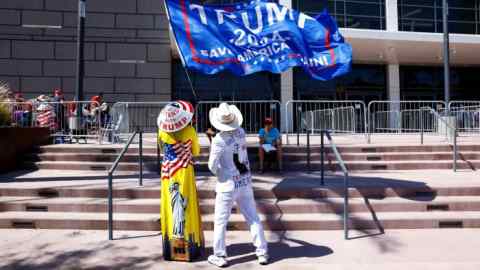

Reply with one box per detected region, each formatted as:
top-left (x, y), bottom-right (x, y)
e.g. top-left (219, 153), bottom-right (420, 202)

top-left (0, 0), bottom-right (172, 102)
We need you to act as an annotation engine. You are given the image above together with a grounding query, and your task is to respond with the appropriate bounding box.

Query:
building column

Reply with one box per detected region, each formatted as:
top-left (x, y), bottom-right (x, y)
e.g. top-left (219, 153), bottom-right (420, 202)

top-left (385, 0), bottom-right (400, 129)
top-left (385, 0), bottom-right (399, 31)
top-left (281, 70), bottom-right (293, 132)
top-left (387, 64), bottom-right (400, 102)
top-left (279, 0), bottom-right (293, 133)
top-left (388, 64), bottom-right (401, 130)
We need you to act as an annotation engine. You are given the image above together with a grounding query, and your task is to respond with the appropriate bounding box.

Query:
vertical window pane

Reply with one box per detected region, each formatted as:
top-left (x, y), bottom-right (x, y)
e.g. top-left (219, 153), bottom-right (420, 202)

top-left (399, 0), bottom-right (480, 34)
top-left (294, 65), bottom-right (386, 101)
top-left (400, 66), bottom-right (480, 100)
top-left (172, 61), bottom-right (280, 101)
top-left (293, 0), bottom-right (386, 30)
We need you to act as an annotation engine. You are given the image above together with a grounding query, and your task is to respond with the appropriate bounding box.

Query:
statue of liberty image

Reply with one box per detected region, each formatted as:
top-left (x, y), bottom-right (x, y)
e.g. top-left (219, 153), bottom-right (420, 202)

top-left (170, 182), bottom-right (188, 238)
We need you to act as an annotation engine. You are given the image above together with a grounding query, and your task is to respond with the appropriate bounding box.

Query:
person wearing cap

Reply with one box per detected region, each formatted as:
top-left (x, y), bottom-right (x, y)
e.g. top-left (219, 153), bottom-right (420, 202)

top-left (52, 88), bottom-right (66, 133)
top-left (207, 103), bottom-right (269, 267)
top-left (13, 93), bottom-right (33, 127)
top-left (157, 100), bottom-right (204, 261)
top-left (258, 117), bottom-right (282, 173)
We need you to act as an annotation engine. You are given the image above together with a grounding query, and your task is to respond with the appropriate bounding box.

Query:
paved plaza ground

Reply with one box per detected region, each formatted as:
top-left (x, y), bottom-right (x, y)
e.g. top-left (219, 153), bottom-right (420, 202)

top-left (1, 133), bottom-right (479, 269)
top-left (0, 228), bottom-right (479, 270)
top-left (1, 169), bottom-right (480, 270)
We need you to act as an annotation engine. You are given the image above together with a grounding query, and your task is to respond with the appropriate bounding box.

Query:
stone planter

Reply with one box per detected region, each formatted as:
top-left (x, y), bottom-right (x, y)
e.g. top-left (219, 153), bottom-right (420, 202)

top-left (0, 127), bottom-right (50, 173)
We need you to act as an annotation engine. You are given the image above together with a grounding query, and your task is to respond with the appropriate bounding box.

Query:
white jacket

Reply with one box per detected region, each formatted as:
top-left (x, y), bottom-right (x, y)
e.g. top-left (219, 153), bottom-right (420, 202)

top-left (208, 128), bottom-right (251, 193)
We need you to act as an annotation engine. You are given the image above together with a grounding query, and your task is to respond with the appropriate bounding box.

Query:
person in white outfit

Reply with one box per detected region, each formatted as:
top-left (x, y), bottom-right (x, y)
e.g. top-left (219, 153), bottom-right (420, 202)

top-left (207, 103), bottom-right (269, 267)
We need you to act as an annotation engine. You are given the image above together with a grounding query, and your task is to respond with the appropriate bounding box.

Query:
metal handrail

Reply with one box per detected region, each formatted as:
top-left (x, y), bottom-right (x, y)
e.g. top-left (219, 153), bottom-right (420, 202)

top-left (421, 107), bottom-right (458, 171)
top-left (107, 128), bottom-right (143, 240)
top-left (322, 130), bottom-right (350, 240)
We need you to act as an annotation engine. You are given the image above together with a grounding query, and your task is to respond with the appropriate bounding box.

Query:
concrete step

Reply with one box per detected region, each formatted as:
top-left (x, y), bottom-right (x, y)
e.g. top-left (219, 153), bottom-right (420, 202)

top-left (284, 144), bottom-right (480, 153)
top-left (34, 144), bottom-right (480, 155)
top-left (2, 196), bottom-right (480, 214)
top-left (1, 210), bottom-right (479, 231)
top-left (24, 159), bottom-right (480, 172)
top-left (333, 144), bottom-right (480, 153)
top-left (23, 161), bottom-right (161, 172)
top-left (295, 160), bottom-right (480, 171)
top-left (29, 153), bottom-right (159, 163)
top-left (31, 151), bottom-right (480, 163)
top-left (326, 152), bottom-right (480, 161)
top-left (2, 181), bottom-right (480, 199)
top-left (28, 152), bottom-right (255, 163)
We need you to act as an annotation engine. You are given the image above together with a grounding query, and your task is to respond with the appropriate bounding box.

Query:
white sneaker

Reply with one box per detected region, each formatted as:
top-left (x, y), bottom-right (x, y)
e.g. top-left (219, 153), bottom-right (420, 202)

top-left (208, 255), bottom-right (228, 267)
top-left (258, 254), bottom-right (269, 265)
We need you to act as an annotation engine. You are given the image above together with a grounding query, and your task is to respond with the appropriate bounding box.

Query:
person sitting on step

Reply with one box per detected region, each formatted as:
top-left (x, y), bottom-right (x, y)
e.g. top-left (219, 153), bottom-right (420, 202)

top-left (258, 117), bottom-right (282, 173)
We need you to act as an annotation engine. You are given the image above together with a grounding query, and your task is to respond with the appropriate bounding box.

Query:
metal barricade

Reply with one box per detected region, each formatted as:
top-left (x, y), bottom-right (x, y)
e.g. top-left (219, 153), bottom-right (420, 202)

top-left (285, 100), bottom-right (367, 144)
top-left (368, 101), bottom-right (447, 133)
top-left (38, 101), bottom-right (102, 144)
top-left (110, 102), bottom-right (169, 137)
top-left (448, 101), bottom-right (480, 135)
top-left (0, 101), bottom-right (34, 127)
top-left (1, 101), bottom-right (101, 143)
top-left (195, 100), bottom-right (282, 134)
top-left (305, 106), bottom-right (357, 133)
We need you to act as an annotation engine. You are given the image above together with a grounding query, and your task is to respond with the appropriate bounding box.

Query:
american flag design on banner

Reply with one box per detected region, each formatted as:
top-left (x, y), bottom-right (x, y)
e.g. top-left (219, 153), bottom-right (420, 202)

top-left (161, 139), bottom-right (194, 180)
top-left (37, 109), bottom-right (57, 130)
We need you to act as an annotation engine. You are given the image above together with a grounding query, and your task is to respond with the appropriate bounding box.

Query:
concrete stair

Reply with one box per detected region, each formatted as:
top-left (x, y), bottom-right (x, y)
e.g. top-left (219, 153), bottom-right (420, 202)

top-left (2, 211), bottom-right (480, 231)
top-left (22, 143), bottom-right (480, 172)
top-left (2, 196), bottom-right (480, 214)
top-left (1, 173), bottom-right (480, 231)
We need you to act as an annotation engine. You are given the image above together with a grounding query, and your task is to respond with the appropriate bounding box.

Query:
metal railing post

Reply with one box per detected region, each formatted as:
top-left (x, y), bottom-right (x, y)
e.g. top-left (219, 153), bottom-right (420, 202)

top-left (285, 102), bottom-right (290, 145)
top-left (139, 129), bottom-right (143, 186)
top-left (324, 130), bottom-right (350, 239)
top-left (106, 131), bottom-right (139, 240)
top-left (344, 172), bottom-right (349, 240)
top-left (420, 110), bottom-right (424, 145)
top-left (297, 108), bottom-right (301, 146)
top-left (320, 130), bottom-right (325, 185)
top-left (108, 171), bottom-right (113, 240)
top-left (367, 102), bottom-right (372, 144)
top-left (306, 128), bottom-right (311, 173)
top-left (453, 129), bottom-right (457, 172)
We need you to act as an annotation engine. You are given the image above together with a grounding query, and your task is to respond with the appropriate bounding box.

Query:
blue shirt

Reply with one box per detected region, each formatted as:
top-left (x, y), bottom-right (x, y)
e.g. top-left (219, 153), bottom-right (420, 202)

top-left (259, 128), bottom-right (280, 145)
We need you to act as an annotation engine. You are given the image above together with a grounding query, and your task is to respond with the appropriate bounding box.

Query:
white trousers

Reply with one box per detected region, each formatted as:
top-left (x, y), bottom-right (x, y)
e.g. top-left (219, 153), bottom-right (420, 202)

top-left (213, 185), bottom-right (268, 257)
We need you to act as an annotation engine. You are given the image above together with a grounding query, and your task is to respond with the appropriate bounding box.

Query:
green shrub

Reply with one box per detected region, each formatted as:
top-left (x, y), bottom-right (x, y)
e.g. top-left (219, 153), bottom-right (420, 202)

top-left (0, 104), bottom-right (11, 127)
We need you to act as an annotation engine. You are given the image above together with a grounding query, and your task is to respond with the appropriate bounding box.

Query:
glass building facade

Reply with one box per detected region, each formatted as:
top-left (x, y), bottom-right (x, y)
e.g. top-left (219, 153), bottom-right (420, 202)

top-left (400, 66), bottom-right (480, 101)
top-left (171, 0), bottom-right (480, 103)
top-left (294, 65), bottom-right (387, 102)
top-left (399, 0), bottom-right (480, 34)
top-left (172, 61), bottom-right (280, 101)
top-left (201, 0), bottom-right (386, 30)
top-left (293, 0), bottom-right (386, 30)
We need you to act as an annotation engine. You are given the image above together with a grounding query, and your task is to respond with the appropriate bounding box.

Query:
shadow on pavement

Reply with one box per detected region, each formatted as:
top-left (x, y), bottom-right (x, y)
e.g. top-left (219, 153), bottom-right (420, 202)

top-left (0, 239), bottom-right (162, 270)
top-left (203, 236), bottom-right (333, 266)
top-left (268, 172), bottom-right (433, 252)
top-left (114, 232), bottom-right (162, 241)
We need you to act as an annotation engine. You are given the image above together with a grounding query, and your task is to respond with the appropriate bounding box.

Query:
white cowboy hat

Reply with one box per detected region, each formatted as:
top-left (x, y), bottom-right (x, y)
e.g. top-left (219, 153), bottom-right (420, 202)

top-left (36, 95), bottom-right (50, 102)
top-left (37, 103), bottom-right (52, 111)
top-left (209, 103), bottom-right (243, 132)
top-left (157, 100), bottom-right (194, 132)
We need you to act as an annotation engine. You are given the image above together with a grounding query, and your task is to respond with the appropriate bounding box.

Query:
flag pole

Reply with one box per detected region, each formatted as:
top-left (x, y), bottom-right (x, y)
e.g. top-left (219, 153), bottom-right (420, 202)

top-left (75, 0), bottom-right (86, 105)
top-left (163, 0), bottom-right (198, 102)
top-left (442, 0), bottom-right (450, 107)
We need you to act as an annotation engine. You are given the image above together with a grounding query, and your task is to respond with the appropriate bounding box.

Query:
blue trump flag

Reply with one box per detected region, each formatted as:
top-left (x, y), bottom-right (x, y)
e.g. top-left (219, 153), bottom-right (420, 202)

top-left (165, 0), bottom-right (352, 80)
